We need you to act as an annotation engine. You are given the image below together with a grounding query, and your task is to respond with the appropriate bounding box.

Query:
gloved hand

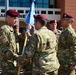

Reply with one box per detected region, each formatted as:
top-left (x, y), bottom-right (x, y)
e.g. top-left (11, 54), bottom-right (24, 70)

top-left (17, 55), bottom-right (32, 66)
top-left (6, 50), bottom-right (14, 60)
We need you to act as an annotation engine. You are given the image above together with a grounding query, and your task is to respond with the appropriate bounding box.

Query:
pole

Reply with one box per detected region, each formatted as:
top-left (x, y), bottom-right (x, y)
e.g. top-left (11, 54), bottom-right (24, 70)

top-left (5, 0), bottom-right (9, 20)
top-left (5, 0), bottom-right (9, 12)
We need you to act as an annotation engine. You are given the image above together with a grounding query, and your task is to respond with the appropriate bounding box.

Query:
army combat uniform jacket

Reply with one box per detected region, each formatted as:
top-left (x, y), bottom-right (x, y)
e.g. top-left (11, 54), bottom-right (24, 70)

top-left (24, 26), bottom-right (60, 75)
top-left (54, 29), bottom-right (61, 39)
top-left (0, 24), bottom-right (18, 73)
top-left (0, 24), bottom-right (18, 57)
top-left (58, 26), bottom-right (76, 75)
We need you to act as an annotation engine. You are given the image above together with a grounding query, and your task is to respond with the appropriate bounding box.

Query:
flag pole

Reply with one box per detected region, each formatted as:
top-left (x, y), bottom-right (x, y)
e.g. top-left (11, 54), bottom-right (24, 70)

top-left (5, 0), bottom-right (9, 14)
top-left (22, 0), bottom-right (35, 54)
top-left (5, 0), bottom-right (9, 22)
top-left (17, 1), bottom-right (35, 75)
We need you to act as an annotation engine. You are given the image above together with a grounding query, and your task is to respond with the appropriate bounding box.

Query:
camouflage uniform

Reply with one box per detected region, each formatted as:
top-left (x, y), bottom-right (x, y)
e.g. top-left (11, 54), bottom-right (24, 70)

top-left (24, 26), bottom-right (60, 75)
top-left (54, 29), bottom-right (62, 52)
top-left (0, 24), bottom-right (18, 75)
top-left (19, 33), bottom-right (33, 75)
top-left (54, 29), bottom-right (61, 40)
top-left (58, 26), bottom-right (76, 75)
top-left (14, 33), bottom-right (20, 54)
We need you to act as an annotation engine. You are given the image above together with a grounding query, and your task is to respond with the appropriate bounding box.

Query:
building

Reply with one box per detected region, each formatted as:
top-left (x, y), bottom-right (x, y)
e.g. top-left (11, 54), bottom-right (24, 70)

top-left (0, 0), bottom-right (76, 30)
top-left (57, 0), bottom-right (76, 29)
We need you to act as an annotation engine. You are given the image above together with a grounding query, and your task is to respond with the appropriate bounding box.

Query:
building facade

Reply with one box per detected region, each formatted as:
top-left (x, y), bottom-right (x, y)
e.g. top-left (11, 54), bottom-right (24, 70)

top-left (0, 0), bottom-right (76, 30)
top-left (57, 0), bottom-right (76, 29)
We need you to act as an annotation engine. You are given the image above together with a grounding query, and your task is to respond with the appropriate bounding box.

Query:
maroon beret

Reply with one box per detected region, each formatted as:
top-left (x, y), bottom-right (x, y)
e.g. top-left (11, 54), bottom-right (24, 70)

top-left (6, 9), bottom-right (20, 17)
top-left (34, 14), bottom-right (47, 20)
top-left (63, 13), bottom-right (74, 18)
top-left (50, 20), bottom-right (57, 24)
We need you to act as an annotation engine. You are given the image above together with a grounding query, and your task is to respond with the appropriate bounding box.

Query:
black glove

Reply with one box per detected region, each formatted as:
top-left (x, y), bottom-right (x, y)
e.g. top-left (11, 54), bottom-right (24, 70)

top-left (6, 50), bottom-right (14, 60)
top-left (17, 55), bottom-right (32, 66)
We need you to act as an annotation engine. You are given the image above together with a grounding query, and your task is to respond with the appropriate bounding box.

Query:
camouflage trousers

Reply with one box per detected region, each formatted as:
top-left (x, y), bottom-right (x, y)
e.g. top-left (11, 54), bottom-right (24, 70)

top-left (23, 70), bottom-right (32, 75)
top-left (1, 61), bottom-right (17, 75)
top-left (58, 66), bottom-right (76, 75)
top-left (32, 70), bottom-right (58, 75)
top-left (22, 64), bottom-right (32, 75)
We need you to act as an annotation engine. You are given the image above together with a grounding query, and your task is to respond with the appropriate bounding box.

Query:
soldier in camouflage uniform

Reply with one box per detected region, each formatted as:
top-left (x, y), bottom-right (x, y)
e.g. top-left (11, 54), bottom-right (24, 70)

top-left (46, 20), bottom-right (61, 40)
top-left (13, 25), bottom-right (21, 54)
top-left (13, 25), bottom-right (35, 75)
top-left (46, 20), bottom-right (61, 53)
top-left (0, 9), bottom-right (20, 75)
top-left (17, 14), bottom-right (60, 75)
top-left (22, 26), bottom-right (36, 75)
top-left (58, 13), bottom-right (76, 75)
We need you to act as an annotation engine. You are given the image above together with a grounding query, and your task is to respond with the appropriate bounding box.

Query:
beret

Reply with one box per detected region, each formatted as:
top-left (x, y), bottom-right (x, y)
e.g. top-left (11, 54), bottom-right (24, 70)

top-left (34, 14), bottom-right (47, 20)
top-left (6, 9), bottom-right (20, 17)
top-left (63, 13), bottom-right (74, 18)
top-left (50, 20), bottom-right (57, 24)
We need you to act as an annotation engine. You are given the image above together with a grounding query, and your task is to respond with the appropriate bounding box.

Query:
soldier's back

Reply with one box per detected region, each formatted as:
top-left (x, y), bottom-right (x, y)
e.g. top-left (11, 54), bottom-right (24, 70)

top-left (58, 26), bottom-right (76, 75)
top-left (33, 26), bottom-right (60, 75)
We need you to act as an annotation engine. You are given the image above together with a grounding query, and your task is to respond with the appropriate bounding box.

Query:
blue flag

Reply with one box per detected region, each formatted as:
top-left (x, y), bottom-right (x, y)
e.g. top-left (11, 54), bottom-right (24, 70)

top-left (22, 0), bottom-right (35, 54)
top-left (24, 0), bottom-right (35, 29)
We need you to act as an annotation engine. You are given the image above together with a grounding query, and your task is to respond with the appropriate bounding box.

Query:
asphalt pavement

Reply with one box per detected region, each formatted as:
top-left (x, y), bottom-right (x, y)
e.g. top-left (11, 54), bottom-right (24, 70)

top-left (0, 69), bottom-right (24, 75)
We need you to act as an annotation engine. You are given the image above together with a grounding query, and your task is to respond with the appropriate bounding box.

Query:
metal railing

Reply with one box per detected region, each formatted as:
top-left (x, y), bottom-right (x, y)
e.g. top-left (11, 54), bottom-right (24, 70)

top-left (0, 6), bottom-right (61, 20)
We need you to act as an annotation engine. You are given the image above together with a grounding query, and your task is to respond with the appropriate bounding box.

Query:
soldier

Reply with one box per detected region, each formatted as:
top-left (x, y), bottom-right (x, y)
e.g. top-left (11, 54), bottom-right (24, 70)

top-left (13, 24), bottom-right (21, 35)
top-left (17, 14), bottom-right (60, 75)
top-left (13, 25), bottom-right (21, 54)
top-left (46, 20), bottom-right (61, 53)
top-left (58, 13), bottom-right (76, 75)
top-left (46, 20), bottom-right (61, 39)
top-left (14, 24), bottom-right (36, 75)
top-left (20, 26), bottom-right (35, 75)
top-left (0, 9), bottom-right (20, 75)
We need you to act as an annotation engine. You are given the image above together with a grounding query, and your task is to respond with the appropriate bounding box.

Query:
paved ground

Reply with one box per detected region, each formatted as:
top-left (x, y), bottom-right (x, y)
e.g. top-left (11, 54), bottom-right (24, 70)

top-left (0, 69), bottom-right (24, 75)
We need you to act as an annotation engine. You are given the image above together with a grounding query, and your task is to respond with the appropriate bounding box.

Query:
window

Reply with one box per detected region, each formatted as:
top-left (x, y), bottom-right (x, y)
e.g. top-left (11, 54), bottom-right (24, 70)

top-left (48, 11), bottom-right (53, 14)
top-left (36, 10), bottom-right (39, 14)
top-left (41, 11), bottom-right (46, 14)
top-left (36, 0), bottom-right (49, 8)
top-left (18, 10), bottom-right (24, 13)
top-left (44, 0), bottom-right (48, 3)
top-left (1, 9), bottom-right (5, 13)
top-left (26, 10), bottom-right (29, 13)
top-left (0, 0), bottom-right (5, 6)
top-left (49, 0), bottom-right (56, 8)
top-left (37, 0), bottom-right (42, 3)
top-left (43, 4), bottom-right (48, 8)
top-left (55, 11), bottom-right (61, 14)
top-left (9, 0), bottom-right (31, 7)
top-left (37, 4), bottom-right (42, 8)
top-left (10, 3), bottom-right (13, 6)
top-left (0, 0), bottom-right (50, 8)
